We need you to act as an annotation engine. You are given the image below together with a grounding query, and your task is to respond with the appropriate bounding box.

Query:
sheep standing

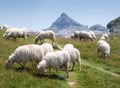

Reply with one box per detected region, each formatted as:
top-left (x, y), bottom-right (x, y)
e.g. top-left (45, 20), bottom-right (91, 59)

top-left (100, 33), bottom-right (109, 40)
top-left (35, 30), bottom-right (56, 45)
top-left (63, 44), bottom-right (81, 71)
top-left (6, 43), bottom-right (54, 69)
top-left (78, 31), bottom-right (93, 41)
top-left (97, 40), bottom-right (110, 59)
top-left (40, 43), bottom-right (54, 55)
top-left (37, 50), bottom-right (70, 79)
top-left (3, 28), bottom-right (27, 41)
top-left (89, 31), bottom-right (96, 40)
top-left (73, 31), bottom-right (80, 39)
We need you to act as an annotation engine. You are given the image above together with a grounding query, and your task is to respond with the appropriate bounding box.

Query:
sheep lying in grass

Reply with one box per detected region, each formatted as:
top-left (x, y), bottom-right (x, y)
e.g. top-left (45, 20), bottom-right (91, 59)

top-left (6, 43), bottom-right (54, 69)
top-left (35, 30), bottom-right (56, 45)
top-left (63, 44), bottom-right (81, 71)
top-left (37, 50), bottom-right (70, 79)
top-left (97, 40), bottom-right (110, 59)
top-left (3, 28), bottom-right (27, 41)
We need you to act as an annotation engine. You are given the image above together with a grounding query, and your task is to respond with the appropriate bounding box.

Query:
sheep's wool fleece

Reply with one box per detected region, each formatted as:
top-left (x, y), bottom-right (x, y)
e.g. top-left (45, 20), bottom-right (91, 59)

top-left (13, 44), bottom-right (44, 62)
top-left (42, 50), bottom-right (70, 69)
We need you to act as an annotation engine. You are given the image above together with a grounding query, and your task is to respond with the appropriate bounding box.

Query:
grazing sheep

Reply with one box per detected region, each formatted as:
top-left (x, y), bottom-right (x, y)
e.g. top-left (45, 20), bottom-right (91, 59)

top-left (89, 31), bottom-right (96, 40)
top-left (63, 44), bottom-right (81, 71)
top-left (3, 28), bottom-right (27, 41)
top-left (97, 40), bottom-right (110, 59)
top-left (73, 31), bottom-right (80, 39)
top-left (37, 50), bottom-right (70, 79)
top-left (79, 31), bottom-right (93, 41)
top-left (40, 43), bottom-right (54, 55)
top-left (35, 30), bottom-right (56, 45)
top-left (6, 43), bottom-right (54, 69)
top-left (100, 33), bottom-right (109, 40)
top-left (64, 44), bottom-right (74, 49)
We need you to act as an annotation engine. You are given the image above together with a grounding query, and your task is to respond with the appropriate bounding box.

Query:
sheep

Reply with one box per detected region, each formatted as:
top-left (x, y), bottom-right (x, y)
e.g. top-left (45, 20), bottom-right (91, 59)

top-left (63, 44), bottom-right (81, 71)
top-left (35, 30), bottom-right (56, 45)
top-left (37, 50), bottom-right (70, 79)
top-left (3, 27), bottom-right (27, 41)
top-left (97, 40), bottom-right (110, 59)
top-left (73, 31), bottom-right (80, 39)
top-left (6, 43), bottom-right (54, 69)
top-left (40, 43), bottom-right (54, 55)
top-left (79, 31), bottom-right (93, 41)
top-left (64, 44), bottom-right (74, 49)
top-left (100, 33), bottom-right (109, 40)
top-left (89, 31), bottom-right (96, 40)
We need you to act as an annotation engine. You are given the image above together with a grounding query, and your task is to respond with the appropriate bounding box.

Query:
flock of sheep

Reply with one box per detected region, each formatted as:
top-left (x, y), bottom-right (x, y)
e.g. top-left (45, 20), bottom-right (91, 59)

top-left (2, 27), bottom-right (110, 79)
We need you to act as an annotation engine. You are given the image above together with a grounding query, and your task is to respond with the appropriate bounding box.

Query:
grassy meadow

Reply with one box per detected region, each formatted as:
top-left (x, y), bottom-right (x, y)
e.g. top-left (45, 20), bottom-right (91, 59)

top-left (0, 30), bottom-right (120, 88)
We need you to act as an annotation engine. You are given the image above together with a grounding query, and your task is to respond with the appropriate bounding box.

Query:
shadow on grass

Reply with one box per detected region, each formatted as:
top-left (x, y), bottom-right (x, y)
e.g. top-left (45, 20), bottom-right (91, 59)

top-left (13, 67), bottom-right (65, 80)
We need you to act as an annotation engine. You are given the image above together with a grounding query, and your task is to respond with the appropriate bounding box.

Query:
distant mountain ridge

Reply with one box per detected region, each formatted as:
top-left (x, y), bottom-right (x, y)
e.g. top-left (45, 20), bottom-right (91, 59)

top-left (50, 13), bottom-right (87, 30)
top-left (107, 16), bottom-right (120, 29)
top-left (45, 13), bottom-right (107, 37)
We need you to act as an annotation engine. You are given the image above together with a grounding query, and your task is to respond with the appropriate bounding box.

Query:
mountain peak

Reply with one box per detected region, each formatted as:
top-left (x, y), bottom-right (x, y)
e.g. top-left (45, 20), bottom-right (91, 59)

top-left (61, 12), bottom-right (68, 17)
top-left (50, 13), bottom-right (82, 29)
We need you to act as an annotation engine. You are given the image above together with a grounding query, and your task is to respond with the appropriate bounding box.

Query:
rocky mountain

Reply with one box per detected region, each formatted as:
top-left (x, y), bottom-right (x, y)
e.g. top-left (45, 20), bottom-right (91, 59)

top-left (89, 24), bottom-right (106, 31)
top-left (107, 16), bottom-right (120, 33)
top-left (47, 13), bottom-right (89, 37)
top-left (50, 13), bottom-right (87, 29)
top-left (107, 16), bottom-right (120, 29)
top-left (89, 24), bottom-right (107, 35)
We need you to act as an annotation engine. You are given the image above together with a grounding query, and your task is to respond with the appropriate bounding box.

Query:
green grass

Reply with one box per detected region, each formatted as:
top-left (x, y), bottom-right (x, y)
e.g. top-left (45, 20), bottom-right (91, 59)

top-left (0, 30), bottom-right (120, 88)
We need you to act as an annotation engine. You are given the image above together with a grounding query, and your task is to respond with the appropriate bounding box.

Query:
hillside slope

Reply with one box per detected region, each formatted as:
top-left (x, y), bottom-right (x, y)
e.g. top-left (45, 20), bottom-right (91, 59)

top-left (0, 30), bottom-right (120, 88)
top-left (107, 16), bottom-right (120, 29)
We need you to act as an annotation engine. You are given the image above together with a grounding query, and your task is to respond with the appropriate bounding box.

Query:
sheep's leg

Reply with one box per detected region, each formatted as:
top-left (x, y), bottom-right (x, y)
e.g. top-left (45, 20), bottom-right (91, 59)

top-left (64, 66), bottom-right (69, 78)
top-left (77, 58), bottom-right (81, 71)
top-left (19, 63), bottom-right (25, 69)
top-left (49, 67), bottom-right (51, 76)
top-left (71, 62), bottom-right (75, 71)
top-left (56, 69), bottom-right (60, 78)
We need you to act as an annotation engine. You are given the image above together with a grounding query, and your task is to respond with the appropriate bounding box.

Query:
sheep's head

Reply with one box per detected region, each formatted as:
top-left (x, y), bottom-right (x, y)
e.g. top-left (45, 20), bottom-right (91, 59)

top-left (37, 60), bottom-right (46, 75)
top-left (6, 53), bottom-right (15, 69)
top-left (104, 53), bottom-right (109, 59)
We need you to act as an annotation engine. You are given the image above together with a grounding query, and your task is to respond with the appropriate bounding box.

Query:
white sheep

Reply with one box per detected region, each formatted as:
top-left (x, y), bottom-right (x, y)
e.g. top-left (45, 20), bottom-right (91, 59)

top-left (73, 31), bottom-right (80, 39)
top-left (63, 44), bottom-right (81, 71)
top-left (89, 31), bottom-right (96, 40)
top-left (37, 50), bottom-right (70, 79)
top-left (79, 31), bottom-right (93, 41)
top-left (3, 27), bottom-right (27, 41)
top-left (100, 33), bottom-right (109, 40)
top-left (6, 43), bottom-right (54, 69)
top-left (97, 40), bottom-right (110, 59)
top-left (35, 30), bottom-right (56, 45)
top-left (40, 43), bottom-right (54, 55)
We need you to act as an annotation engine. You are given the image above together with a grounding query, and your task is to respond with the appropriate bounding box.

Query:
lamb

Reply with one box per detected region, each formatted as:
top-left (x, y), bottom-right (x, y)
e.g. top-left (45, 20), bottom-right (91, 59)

top-left (63, 44), bottom-right (81, 71)
top-left (35, 30), bottom-right (56, 45)
top-left (78, 31), bottom-right (93, 41)
top-left (3, 27), bottom-right (27, 41)
top-left (97, 40), bottom-right (110, 59)
top-left (6, 43), bottom-right (54, 69)
top-left (37, 50), bottom-right (70, 79)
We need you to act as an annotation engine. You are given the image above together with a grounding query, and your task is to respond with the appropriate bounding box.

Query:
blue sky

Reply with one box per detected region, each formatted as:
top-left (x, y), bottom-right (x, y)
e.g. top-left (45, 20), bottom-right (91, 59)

top-left (0, 0), bottom-right (120, 31)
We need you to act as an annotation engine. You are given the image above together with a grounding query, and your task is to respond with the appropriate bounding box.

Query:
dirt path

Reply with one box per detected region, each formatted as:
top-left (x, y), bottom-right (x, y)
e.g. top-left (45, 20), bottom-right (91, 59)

top-left (68, 59), bottom-right (120, 87)
top-left (82, 60), bottom-right (120, 79)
